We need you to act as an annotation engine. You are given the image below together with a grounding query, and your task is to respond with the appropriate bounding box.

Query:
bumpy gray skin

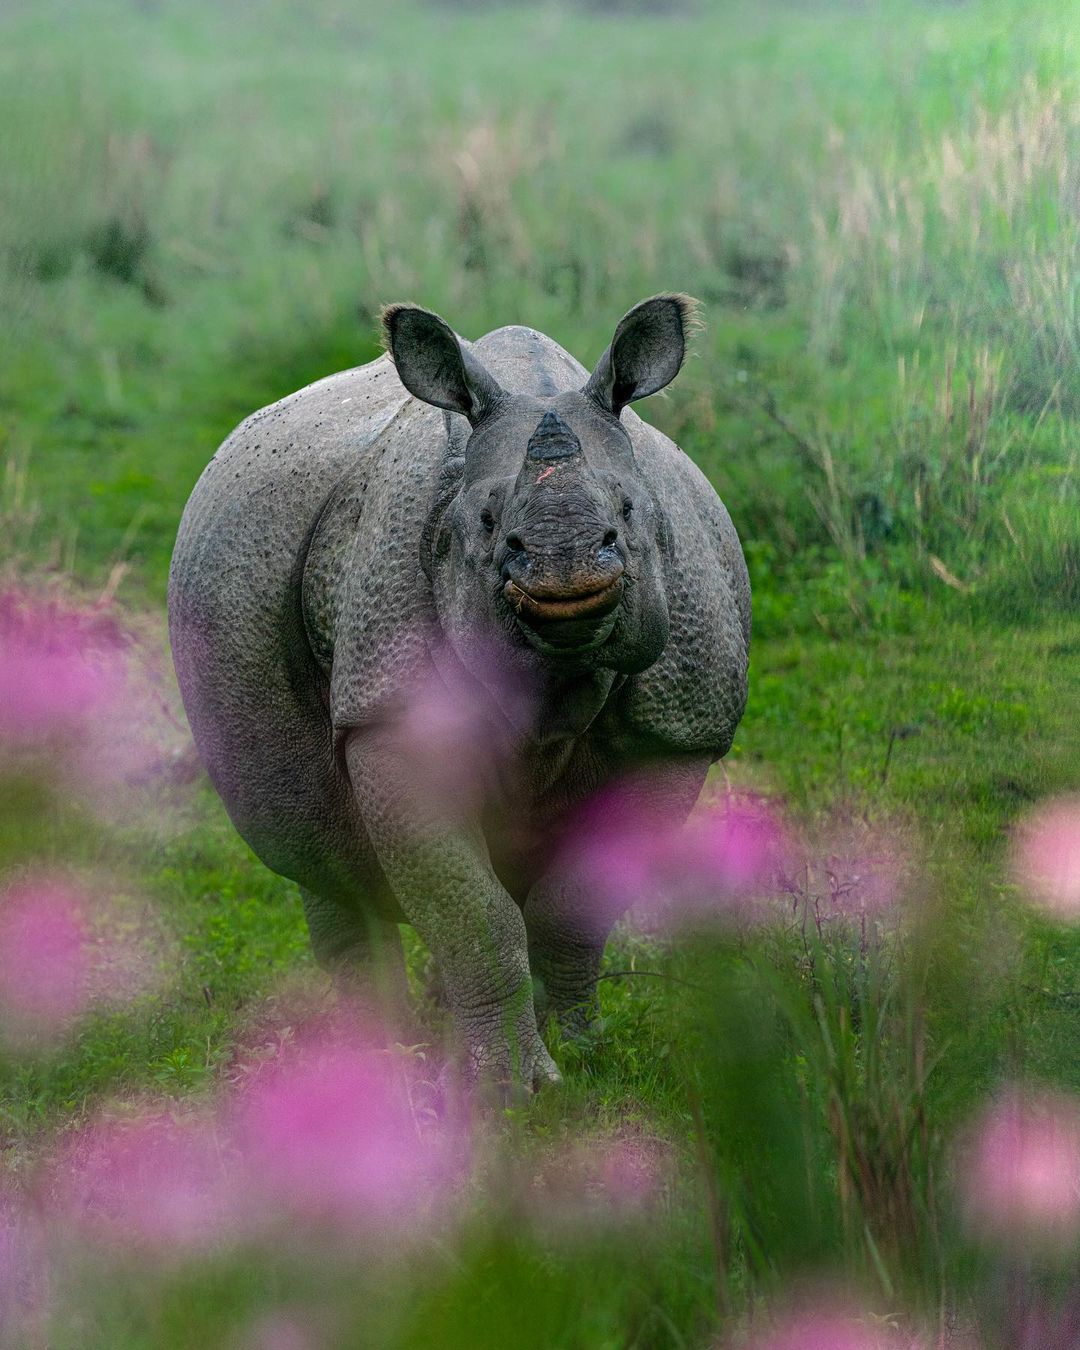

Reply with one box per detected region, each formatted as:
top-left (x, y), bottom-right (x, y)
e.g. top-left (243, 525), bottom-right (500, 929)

top-left (169, 295), bottom-right (750, 1090)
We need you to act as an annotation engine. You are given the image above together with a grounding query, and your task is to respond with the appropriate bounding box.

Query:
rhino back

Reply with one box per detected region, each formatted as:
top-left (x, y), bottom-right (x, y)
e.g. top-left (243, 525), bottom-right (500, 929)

top-left (472, 324), bottom-right (589, 394)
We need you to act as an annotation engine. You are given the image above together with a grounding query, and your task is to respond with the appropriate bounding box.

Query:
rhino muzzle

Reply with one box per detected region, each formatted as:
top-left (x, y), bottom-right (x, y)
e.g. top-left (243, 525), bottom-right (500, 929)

top-left (503, 566), bottom-right (625, 652)
top-left (504, 575), bottom-right (623, 624)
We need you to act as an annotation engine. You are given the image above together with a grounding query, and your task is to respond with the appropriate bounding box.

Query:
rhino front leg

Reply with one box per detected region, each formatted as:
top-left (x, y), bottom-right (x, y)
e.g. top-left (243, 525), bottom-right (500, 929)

top-left (343, 727), bottom-right (560, 1092)
top-left (524, 754), bottom-right (713, 1035)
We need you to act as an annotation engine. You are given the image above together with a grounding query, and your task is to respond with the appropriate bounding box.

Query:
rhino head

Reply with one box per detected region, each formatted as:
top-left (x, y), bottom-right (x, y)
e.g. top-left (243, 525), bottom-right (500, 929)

top-left (382, 295), bottom-right (697, 675)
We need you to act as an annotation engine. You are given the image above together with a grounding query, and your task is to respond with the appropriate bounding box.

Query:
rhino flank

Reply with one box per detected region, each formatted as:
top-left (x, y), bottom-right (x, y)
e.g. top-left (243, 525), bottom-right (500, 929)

top-left (168, 295), bottom-right (750, 1089)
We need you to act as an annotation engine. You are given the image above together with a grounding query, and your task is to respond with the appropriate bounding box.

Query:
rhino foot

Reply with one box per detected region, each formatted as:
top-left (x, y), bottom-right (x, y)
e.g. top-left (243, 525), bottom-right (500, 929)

top-left (459, 1013), bottom-right (562, 1101)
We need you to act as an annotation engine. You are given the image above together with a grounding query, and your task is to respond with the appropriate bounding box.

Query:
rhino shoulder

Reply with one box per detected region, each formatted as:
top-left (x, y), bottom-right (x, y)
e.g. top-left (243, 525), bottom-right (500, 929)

top-left (304, 397), bottom-right (450, 731)
top-left (620, 419), bottom-right (751, 758)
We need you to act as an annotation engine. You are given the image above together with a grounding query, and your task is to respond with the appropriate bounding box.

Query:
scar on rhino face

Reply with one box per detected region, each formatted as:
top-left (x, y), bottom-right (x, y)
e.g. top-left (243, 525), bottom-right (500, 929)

top-left (535, 466), bottom-right (556, 484)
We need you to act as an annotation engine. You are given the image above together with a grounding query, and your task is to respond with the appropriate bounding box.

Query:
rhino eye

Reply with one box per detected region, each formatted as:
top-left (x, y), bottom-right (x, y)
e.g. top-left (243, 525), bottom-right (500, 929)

top-left (622, 500), bottom-right (634, 521)
top-left (480, 508), bottom-right (495, 534)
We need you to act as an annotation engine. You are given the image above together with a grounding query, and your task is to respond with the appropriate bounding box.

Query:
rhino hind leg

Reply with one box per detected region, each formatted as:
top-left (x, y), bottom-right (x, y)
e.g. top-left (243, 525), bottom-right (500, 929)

top-left (524, 898), bottom-right (607, 1038)
top-left (300, 887), bottom-right (406, 1020)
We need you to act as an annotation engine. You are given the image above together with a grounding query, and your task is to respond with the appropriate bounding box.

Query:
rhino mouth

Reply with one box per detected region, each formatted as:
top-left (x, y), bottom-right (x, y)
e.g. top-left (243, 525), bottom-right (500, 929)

top-left (503, 577), bottom-right (623, 626)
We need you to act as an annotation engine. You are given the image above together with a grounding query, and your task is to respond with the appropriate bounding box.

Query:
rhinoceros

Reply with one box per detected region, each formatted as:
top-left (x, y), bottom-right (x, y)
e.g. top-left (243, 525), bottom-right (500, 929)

top-left (168, 295), bottom-right (750, 1089)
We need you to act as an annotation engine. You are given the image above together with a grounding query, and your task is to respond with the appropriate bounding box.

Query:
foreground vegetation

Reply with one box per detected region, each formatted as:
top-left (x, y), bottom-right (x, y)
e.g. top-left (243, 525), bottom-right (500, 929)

top-left (2, 0), bottom-right (1080, 1345)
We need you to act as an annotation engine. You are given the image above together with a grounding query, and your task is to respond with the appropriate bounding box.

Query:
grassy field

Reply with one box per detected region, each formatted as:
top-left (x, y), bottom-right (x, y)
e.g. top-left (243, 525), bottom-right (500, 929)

top-left (2, 1), bottom-right (1080, 1346)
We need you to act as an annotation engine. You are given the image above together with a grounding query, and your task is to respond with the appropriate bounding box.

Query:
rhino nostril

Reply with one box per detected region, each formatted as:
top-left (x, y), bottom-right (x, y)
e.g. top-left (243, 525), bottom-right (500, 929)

top-left (602, 529), bottom-right (618, 548)
top-left (506, 532), bottom-right (525, 554)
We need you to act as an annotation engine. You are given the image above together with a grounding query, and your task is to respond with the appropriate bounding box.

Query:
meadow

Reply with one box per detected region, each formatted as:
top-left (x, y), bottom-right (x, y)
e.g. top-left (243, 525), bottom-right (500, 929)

top-left (2, 0), bottom-right (1080, 1345)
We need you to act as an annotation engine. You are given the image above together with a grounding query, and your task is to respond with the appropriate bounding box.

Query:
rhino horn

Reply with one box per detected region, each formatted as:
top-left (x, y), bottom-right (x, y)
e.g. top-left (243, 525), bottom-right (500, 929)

top-left (525, 411), bottom-right (582, 462)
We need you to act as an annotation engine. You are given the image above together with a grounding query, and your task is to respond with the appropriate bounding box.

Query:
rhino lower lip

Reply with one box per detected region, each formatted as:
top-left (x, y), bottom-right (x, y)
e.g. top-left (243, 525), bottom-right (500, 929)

top-left (503, 578), bottom-right (623, 624)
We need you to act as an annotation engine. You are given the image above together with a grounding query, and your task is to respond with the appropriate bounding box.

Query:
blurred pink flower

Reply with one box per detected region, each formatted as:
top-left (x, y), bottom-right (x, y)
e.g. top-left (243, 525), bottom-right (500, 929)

top-left (0, 1186), bottom-right (37, 1335)
top-left (563, 781), bottom-right (785, 932)
top-left (0, 590), bottom-right (123, 744)
top-left (594, 1136), bottom-right (663, 1212)
top-left (51, 1111), bottom-right (234, 1255)
top-left (778, 818), bottom-right (912, 931)
top-left (743, 1298), bottom-right (920, 1350)
top-left (0, 879), bottom-right (89, 1041)
top-left (235, 1028), bottom-right (468, 1234)
top-left (0, 875), bottom-right (164, 1048)
top-left (1013, 797), bottom-right (1080, 921)
top-left (819, 826), bottom-right (905, 919)
top-left (241, 1311), bottom-right (323, 1350)
top-left (387, 637), bottom-right (535, 825)
top-left (959, 1087), bottom-right (1080, 1249)
top-left (0, 588), bottom-right (188, 805)
top-left (559, 782), bottom-right (665, 916)
top-left (663, 800), bottom-right (787, 922)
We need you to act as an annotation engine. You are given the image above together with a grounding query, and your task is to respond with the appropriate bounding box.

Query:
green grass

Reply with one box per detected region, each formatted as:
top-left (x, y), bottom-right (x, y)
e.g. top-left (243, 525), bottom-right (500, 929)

top-left (3, 0), bottom-right (1080, 1345)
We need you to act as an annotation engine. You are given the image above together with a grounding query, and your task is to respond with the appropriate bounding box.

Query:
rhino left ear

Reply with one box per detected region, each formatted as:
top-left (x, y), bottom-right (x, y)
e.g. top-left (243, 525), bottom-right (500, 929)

top-left (584, 293), bottom-right (701, 417)
top-left (381, 303), bottom-right (504, 425)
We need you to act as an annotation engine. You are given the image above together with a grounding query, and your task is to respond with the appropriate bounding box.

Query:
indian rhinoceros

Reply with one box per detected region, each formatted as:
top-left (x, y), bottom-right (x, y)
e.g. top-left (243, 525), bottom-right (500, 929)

top-left (168, 295), bottom-right (750, 1089)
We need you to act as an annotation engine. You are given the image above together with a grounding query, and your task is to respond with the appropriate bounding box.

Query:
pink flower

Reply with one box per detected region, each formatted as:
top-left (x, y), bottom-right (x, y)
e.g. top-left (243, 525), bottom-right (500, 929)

top-left (778, 817), bottom-right (912, 931)
top-left (0, 875), bottom-right (162, 1048)
top-left (0, 590), bottom-right (123, 744)
top-left (562, 780), bottom-right (785, 932)
top-left (658, 798), bottom-right (786, 924)
top-left (0, 1186), bottom-right (41, 1336)
top-left (386, 636), bottom-right (535, 826)
top-left (1013, 797), bottom-right (1080, 921)
top-left (235, 1028), bottom-right (468, 1234)
top-left (51, 1111), bottom-right (234, 1255)
top-left (0, 588), bottom-right (188, 805)
top-left (560, 781), bottom-right (668, 918)
top-left (241, 1312), bottom-right (323, 1350)
top-left (958, 1087), bottom-right (1080, 1249)
top-left (0, 879), bottom-right (89, 1041)
top-left (594, 1136), bottom-right (662, 1212)
top-left (742, 1297), bottom-right (922, 1350)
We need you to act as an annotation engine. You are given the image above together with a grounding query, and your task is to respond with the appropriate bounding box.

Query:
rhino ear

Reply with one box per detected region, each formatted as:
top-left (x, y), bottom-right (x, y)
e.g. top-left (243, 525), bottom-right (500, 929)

top-left (584, 293), bottom-right (701, 417)
top-left (381, 303), bottom-right (504, 425)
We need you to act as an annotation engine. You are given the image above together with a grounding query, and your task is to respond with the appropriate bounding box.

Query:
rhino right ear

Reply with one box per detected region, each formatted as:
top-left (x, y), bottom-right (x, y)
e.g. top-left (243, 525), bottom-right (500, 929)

top-left (584, 293), bottom-right (700, 417)
top-left (381, 303), bottom-right (504, 426)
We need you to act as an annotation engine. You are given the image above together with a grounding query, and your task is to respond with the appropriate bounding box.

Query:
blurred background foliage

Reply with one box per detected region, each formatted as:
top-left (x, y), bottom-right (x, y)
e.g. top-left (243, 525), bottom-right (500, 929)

top-left (2, 0), bottom-right (1079, 626)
